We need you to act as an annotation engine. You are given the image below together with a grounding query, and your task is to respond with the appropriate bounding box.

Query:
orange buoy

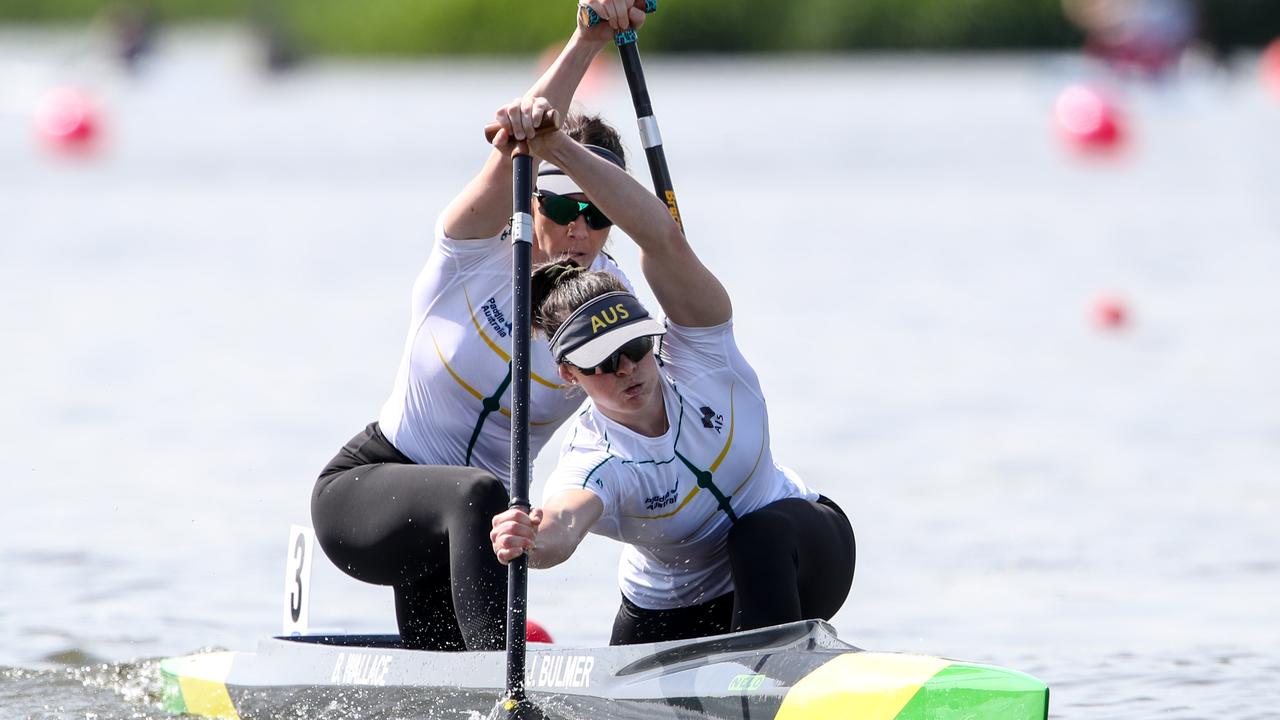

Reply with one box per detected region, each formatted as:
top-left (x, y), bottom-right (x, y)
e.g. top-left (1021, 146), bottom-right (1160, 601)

top-left (526, 619), bottom-right (554, 644)
top-left (1054, 84), bottom-right (1126, 155)
top-left (33, 86), bottom-right (101, 155)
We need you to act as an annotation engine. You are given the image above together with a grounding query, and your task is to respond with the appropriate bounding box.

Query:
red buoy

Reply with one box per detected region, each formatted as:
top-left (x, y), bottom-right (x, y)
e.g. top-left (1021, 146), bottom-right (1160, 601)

top-left (1054, 85), bottom-right (1126, 154)
top-left (33, 87), bottom-right (101, 155)
top-left (526, 619), bottom-right (554, 644)
top-left (1262, 38), bottom-right (1280, 99)
top-left (1091, 294), bottom-right (1130, 330)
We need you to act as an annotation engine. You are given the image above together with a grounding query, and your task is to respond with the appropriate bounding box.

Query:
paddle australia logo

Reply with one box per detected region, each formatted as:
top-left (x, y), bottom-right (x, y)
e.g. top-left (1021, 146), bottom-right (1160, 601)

top-left (700, 406), bottom-right (724, 433)
top-left (525, 653), bottom-right (595, 689)
top-left (590, 303), bottom-right (630, 334)
top-left (482, 297), bottom-right (513, 338)
top-left (330, 652), bottom-right (393, 686)
top-left (644, 483), bottom-right (679, 511)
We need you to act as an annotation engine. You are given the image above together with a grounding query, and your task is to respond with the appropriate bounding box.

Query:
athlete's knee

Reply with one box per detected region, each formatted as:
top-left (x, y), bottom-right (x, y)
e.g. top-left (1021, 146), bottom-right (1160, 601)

top-left (310, 476), bottom-right (351, 557)
top-left (454, 469), bottom-right (509, 513)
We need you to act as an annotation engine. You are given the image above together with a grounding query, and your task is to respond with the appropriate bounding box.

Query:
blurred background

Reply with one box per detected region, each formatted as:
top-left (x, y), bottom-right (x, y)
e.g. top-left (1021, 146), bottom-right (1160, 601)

top-left (2, 1), bottom-right (1279, 719)
top-left (2, 0), bottom-right (1280, 57)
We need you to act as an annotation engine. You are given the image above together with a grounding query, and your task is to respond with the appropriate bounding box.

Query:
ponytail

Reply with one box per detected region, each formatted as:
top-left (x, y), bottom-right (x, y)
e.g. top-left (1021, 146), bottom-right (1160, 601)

top-left (530, 260), bottom-right (628, 338)
top-left (531, 260), bottom-right (586, 333)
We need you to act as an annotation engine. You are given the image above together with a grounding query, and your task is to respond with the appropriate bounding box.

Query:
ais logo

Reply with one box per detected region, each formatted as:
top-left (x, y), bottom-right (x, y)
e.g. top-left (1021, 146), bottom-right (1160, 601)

top-left (700, 406), bottom-right (724, 433)
top-left (590, 303), bottom-right (630, 333)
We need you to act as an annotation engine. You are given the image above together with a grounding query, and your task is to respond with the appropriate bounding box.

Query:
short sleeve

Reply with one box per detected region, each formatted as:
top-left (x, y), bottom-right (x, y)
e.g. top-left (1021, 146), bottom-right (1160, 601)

top-left (432, 215), bottom-right (506, 265)
top-left (658, 319), bottom-right (762, 392)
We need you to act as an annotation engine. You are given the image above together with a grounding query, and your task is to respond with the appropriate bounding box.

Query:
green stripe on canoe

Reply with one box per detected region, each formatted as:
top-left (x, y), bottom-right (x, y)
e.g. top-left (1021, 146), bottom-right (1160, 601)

top-left (894, 662), bottom-right (1049, 720)
top-left (159, 663), bottom-right (189, 715)
top-left (158, 653), bottom-right (241, 719)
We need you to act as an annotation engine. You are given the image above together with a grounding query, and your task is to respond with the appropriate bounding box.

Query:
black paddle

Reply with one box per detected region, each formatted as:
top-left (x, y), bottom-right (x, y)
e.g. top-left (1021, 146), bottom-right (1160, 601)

top-left (490, 144), bottom-right (544, 720)
top-left (583, 0), bottom-right (683, 231)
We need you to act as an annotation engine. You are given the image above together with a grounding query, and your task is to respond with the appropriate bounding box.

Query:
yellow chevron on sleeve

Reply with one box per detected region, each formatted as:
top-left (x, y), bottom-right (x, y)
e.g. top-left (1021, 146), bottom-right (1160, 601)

top-left (776, 652), bottom-right (950, 720)
top-left (176, 652), bottom-right (241, 719)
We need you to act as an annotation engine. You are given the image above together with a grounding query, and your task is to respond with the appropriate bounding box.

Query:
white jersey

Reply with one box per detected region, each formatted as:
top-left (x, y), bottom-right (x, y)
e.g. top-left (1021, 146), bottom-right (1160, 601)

top-left (543, 320), bottom-right (818, 610)
top-left (379, 218), bottom-right (632, 486)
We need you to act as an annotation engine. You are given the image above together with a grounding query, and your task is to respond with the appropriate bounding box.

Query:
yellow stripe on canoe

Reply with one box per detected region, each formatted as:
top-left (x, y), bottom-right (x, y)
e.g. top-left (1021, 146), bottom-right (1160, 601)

top-left (775, 652), bottom-right (951, 720)
top-left (175, 652), bottom-right (241, 720)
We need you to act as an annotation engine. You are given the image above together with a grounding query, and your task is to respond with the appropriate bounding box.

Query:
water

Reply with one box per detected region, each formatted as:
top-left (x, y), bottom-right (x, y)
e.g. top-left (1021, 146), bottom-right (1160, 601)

top-left (2, 27), bottom-right (1279, 719)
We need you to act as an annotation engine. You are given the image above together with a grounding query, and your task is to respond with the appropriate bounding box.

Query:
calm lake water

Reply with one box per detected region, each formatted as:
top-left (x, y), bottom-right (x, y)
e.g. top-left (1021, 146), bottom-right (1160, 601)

top-left (2, 27), bottom-right (1278, 720)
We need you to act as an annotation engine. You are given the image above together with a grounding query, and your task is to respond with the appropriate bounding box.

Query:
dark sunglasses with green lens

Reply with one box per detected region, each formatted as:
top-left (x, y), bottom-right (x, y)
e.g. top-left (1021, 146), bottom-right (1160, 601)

top-left (570, 335), bottom-right (654, 375)
top-left (535, 191), bottom-right (613, 230)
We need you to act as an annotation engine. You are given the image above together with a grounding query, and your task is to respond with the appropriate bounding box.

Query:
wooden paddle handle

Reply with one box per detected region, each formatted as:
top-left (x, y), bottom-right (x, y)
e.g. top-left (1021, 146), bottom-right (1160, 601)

top-left (483, 109), bottom-right (562, 146)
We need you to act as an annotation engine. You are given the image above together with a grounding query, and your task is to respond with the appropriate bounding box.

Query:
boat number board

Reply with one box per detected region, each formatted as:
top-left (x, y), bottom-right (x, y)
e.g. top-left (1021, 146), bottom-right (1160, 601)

top-left (281, 525), bottom-right (315, 636)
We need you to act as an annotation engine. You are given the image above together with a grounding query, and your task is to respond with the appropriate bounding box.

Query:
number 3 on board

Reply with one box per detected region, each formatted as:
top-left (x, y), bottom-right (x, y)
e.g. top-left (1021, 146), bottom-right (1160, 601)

top-left (282, 524), bottom-right (316, 636)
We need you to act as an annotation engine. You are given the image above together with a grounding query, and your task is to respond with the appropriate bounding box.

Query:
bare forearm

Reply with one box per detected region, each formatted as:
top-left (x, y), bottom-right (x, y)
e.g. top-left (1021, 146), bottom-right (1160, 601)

top-left (528, 30), bottom-right (609, 116)
top-left (440, 149), bottom-right (514, 240)
top-left (527, 513), bottom-right (587, 569)
top-left (540, 136), bottom-right (674, 248)
top-left (540, 135), bottom-right (733, 326)
top-left (440, 33), bottom-right (604, 241)
top-left (527, 540), bottom-right (573, 569)
top-left (526, 490), bottom-right (604, 569)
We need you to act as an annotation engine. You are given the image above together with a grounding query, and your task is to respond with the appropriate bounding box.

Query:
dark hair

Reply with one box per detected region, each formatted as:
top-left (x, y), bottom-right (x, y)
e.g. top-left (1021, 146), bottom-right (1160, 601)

top-left (530, 259), bottom-right (629, 338)
top-left (562, 113), bottom-right (627, 170)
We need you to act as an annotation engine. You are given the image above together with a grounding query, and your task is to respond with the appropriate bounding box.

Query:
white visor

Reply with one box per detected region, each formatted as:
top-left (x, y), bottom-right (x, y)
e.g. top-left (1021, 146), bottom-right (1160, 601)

top-left (537, 164), bottom-right (584, 196)
top-left (561, 317), bottom-right (667, 369)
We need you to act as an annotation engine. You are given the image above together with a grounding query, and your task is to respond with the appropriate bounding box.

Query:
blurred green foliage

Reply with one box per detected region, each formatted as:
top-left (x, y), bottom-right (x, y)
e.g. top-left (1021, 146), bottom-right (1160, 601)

top-left (0, 0), bottom-right (1276, 55)
top-left (0, 0), bottom-right (246, 22)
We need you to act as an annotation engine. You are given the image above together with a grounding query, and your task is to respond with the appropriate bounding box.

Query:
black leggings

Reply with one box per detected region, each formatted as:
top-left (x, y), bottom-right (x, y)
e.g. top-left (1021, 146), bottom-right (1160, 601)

top-left (311, 423), bottom-right (509, 651)
top-left (610, 495), bottom-right (855, 646)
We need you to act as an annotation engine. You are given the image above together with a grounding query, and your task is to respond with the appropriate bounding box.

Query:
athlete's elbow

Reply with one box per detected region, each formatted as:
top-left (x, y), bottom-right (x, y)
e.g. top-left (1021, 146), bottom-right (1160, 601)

top-left (637, 220), bottom-right (689, 258)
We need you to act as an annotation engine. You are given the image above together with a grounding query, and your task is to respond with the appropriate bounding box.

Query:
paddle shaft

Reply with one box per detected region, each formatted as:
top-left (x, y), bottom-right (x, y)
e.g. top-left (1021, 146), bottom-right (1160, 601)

top-left (617, 40), bottom-right (682, 231)
top-left (585, 1), bottom-right (682, 230)
top-left (503, 152), bottom-right (535, 708)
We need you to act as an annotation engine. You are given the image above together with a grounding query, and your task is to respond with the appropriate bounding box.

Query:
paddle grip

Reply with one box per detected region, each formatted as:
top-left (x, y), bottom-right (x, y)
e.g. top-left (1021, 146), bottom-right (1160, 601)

top-left (483, 109), bottom-right (562, 147)
top-left (581, 0), bottom-right (658, 46)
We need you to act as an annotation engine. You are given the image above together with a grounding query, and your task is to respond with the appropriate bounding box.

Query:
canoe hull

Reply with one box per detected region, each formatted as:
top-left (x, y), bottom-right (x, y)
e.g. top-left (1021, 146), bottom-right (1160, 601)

top-left (160, 620), bottom-right (1048, 720)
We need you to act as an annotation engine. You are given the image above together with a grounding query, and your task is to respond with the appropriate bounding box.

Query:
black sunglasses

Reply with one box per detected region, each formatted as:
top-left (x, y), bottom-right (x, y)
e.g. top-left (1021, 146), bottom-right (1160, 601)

top-left (570, 335), bottom-right (654, 375)
top-left (536, 191), bottom-right (612, 230)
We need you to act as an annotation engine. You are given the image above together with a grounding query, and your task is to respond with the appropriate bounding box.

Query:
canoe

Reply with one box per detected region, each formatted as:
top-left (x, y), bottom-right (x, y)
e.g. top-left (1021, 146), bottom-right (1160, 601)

top-left (160, 619), bottom-right (1048, 719)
